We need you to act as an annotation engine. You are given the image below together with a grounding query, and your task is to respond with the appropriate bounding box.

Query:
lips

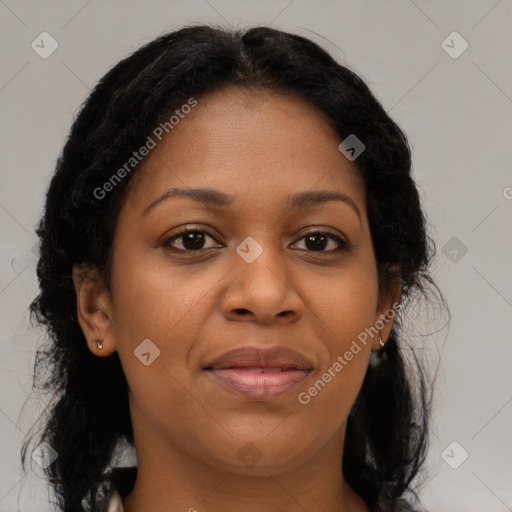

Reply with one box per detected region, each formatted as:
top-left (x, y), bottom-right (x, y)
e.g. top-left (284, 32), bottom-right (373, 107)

top-left (204, 346), bottom-right (313, 400)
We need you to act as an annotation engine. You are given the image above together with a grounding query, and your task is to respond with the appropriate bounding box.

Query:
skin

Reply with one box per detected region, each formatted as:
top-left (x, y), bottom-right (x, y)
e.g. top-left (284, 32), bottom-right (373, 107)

top-left (73, 85), bottom-right (401, 512)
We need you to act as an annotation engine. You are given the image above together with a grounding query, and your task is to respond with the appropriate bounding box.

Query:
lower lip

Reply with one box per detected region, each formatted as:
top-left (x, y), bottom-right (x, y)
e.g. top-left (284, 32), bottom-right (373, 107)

top-left (206, 368), bottom-right (311, 400)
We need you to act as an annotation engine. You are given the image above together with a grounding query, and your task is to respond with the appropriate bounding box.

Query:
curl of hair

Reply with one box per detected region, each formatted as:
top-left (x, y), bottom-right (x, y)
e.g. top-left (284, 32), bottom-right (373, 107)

top-left (22, 24), bottom-right (447, 512)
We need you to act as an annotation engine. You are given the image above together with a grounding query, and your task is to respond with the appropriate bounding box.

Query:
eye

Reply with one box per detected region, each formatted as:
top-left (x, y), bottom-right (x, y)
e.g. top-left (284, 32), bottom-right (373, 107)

top-left (291, 230), bottom-right (350, 253)
top-left (161, 226), bottom-right (351, 254)
top-left (161, 226), bottom-right (222, 252)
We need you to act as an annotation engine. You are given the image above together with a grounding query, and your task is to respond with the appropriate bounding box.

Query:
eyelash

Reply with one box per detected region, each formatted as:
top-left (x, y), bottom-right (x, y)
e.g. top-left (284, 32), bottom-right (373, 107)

top-left (161, 225), bottom-right (351, 254)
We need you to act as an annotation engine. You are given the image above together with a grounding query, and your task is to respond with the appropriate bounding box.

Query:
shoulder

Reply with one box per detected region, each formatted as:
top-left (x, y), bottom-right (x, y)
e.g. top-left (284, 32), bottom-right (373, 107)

top-left (106, 487), bottom-right (124, 512)
top-left (101, 466), bottom-right (137, 512)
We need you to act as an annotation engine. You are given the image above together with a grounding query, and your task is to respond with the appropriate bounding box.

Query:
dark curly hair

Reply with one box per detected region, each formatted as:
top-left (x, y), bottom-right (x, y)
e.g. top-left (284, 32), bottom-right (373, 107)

top-left (21, 24), bottom-right (448, 512)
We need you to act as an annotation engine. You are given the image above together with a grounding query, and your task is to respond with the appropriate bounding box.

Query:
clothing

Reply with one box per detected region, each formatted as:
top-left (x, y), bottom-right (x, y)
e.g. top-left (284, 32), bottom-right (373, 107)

top-left (102, 467), bottom-right (136, 512)
top-left (107, 487), bottom-right (124, 512)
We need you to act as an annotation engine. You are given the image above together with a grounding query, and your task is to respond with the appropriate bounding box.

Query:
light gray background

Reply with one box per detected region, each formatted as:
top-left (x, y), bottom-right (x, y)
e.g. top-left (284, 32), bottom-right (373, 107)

top-left (1, 0), bottom-right (511, 511)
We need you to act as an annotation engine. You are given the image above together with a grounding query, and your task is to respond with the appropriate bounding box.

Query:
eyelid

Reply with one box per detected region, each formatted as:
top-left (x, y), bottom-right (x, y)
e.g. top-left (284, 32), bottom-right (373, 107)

top-left (290, 229), bottom-right (351, 252)
top-left (293, 225), bottom-right (349, 244)
top-left (161, 224), bottom-right (351, 254)
top-left (160, 224), bottom-right (221, 249)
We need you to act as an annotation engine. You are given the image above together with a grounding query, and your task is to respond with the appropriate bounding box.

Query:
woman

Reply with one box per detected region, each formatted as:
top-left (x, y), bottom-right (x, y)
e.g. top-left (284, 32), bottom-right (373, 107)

top-left (22, 25), bottom-right (446, 512)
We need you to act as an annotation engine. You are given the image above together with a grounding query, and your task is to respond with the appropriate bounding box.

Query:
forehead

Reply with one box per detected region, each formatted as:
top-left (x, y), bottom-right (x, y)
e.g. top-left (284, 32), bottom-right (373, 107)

top-left (123, 86), bottom-right (366, 215)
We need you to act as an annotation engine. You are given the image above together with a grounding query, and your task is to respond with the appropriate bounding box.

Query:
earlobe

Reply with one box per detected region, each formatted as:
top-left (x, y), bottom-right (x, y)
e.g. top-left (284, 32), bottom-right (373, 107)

top-left (72, 264), bottom-right (115, 356)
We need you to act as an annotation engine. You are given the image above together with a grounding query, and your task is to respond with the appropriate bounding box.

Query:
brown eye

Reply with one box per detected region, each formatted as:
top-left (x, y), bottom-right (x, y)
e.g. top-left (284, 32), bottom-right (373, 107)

top-left (161, 227), bottom-right (350, 255)
top-left (162, 228), bottom-right (221, 252)
top-left (292, 231), bottom-right (350, 253)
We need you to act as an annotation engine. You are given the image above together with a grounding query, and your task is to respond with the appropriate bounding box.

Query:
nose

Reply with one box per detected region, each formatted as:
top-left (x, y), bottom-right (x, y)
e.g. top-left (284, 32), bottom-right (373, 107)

top-left (220, 244), bottom-right (304, 325)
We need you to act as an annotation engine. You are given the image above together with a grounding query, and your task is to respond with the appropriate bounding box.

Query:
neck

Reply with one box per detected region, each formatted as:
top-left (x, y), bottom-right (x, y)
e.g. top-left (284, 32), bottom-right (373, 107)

top-left (122, 419), bottom-right (368, 512)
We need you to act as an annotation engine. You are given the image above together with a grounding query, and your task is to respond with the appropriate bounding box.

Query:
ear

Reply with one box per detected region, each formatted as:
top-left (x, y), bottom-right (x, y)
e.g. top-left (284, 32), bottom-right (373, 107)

top-left (72, 263), bottom-right (115, 356)
top-left (372, 266), bottom-right (402, 351)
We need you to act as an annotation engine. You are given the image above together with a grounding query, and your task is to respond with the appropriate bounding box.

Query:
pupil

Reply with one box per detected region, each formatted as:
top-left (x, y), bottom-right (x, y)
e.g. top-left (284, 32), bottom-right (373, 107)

top-left (183, 232), bottom-right (204, 250)
top-left (306, 234), bottom-right (327, 251)
top-left (180, 233), bottom-right (329, 251)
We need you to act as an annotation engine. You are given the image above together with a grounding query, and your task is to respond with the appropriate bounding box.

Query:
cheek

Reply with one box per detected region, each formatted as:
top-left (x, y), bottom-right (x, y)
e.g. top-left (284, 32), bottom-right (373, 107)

top-left (108, 255), bottom-right (214, 435)
top-left (108, 246), bottom-right (221, 407)
top-left (295, 282), bottom-right (376, 439)
top-left (294, 349), bottom-right (369, 455)
top-left (308, 260), bottom-right (379, 349)
top-left (109, 245), bottom-right (217, 342)
top-left (298, 259), bottom-right (378, 409)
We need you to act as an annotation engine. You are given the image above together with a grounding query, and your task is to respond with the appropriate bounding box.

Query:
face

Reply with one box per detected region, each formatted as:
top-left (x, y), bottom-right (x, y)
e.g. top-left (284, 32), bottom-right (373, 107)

top-left (74, 86), bottom-right (400, 477)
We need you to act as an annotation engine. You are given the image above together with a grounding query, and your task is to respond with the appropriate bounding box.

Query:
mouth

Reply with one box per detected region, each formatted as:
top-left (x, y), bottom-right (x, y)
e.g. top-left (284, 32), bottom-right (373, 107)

top-left (203, 346), bottom-right (314, 400)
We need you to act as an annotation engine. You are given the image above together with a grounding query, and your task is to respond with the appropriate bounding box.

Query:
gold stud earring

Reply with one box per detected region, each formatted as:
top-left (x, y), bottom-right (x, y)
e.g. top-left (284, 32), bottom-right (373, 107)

top-left (96, 339), bottom-right (103, 350)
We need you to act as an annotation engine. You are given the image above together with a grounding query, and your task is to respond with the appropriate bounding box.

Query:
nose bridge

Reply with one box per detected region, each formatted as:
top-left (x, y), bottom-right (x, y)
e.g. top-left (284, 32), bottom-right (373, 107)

top-left (236, 233), bottom-right (289, 297)
top-left (221, 233), bottom-right (302, 323)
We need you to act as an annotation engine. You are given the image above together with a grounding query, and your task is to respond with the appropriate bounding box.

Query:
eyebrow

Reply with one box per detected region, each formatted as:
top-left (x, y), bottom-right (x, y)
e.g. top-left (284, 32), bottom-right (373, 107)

top-left (141, 187), bottom-right (362, 221)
